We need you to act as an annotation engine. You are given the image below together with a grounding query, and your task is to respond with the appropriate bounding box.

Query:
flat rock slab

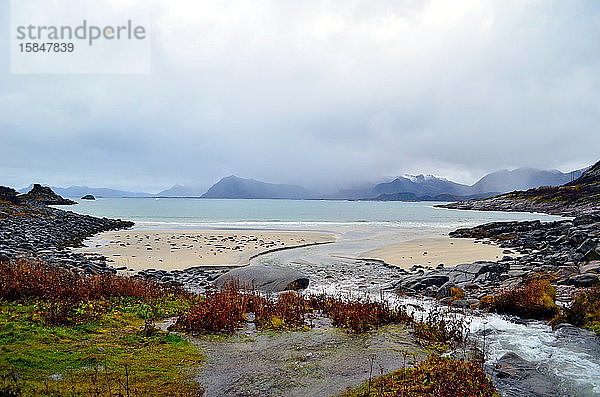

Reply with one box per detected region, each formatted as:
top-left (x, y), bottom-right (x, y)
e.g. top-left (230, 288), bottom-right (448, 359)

top-left (191, 321), bottom-right (425, 397)
top-left (214, 264), bottom-right (310, 292)
top-left (491, 352), bottom-right (561, 397)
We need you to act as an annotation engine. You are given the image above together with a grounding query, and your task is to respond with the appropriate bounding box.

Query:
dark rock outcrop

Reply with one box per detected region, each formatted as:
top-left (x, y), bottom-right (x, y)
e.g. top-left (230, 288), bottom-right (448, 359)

top-left (0, 186), bottom-right (20, 204)
top-left (20, 184), bottom-right (76, 205)
top-left (565, 159), bottom-right (600, 186)
top-left (214, 264), bottom-right (309, 292)
top-left (81, 194), bottom-right (96, 200)
top-left (396, 261), bottom-right (508, 296)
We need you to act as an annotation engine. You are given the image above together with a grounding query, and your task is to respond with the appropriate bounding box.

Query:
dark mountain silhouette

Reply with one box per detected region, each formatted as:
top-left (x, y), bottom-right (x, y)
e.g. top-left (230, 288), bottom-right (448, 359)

top-left (470, 168), bottom-right (584, 194)
top-left (368, 175), bottom-right (473, 198)
top-left (201, 176), bottom-right (317, 199)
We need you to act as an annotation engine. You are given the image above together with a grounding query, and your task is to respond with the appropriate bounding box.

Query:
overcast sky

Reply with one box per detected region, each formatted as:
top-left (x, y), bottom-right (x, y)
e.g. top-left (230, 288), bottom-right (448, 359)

top-left (1, 0), bottom-right (599, 193)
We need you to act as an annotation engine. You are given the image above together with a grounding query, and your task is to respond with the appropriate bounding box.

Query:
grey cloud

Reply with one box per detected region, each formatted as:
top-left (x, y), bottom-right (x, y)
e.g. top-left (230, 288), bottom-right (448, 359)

top-left (1, 0), bottom-right (599, 192)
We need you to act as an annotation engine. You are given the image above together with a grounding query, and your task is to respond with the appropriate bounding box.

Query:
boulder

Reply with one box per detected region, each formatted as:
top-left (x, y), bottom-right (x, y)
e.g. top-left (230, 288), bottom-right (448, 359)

top-left (435, 281), bottom-right (457, 298)
top-left (491, 352), bottom-right (561, 397)
top-left (580, 261), bottom-right (600, 274)
top-left (214, 264), bottom-right (309, 293)
top-left (582, 249), bottom-right (600, 262)
top-left (573, 214), bottom-right (600, 226)
top-left (576, 239), bottom-right (597, 253)
top-left (567, 273), bottom-right (599, 287)
top-left (397, 274), bottom-right (449, 292)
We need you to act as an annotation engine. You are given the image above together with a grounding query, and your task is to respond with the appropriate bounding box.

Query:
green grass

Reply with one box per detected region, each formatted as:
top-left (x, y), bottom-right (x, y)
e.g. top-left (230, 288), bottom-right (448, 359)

top-left (0, 298), bottom-right (203, 396)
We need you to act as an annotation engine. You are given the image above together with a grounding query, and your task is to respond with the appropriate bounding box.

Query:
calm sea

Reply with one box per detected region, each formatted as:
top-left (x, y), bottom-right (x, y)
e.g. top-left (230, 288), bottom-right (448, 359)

top-left (64, 198), bottom-right (563, 229)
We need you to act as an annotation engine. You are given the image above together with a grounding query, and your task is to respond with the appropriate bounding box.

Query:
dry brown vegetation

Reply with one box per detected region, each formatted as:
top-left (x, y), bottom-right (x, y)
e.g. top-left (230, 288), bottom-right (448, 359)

top-left (481, 278), bottom-right (560, 320)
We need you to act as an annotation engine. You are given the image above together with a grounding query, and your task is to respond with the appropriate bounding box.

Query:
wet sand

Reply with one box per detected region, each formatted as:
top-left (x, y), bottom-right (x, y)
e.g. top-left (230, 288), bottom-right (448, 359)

top-left (360, 237), bottom-right (506, 270)
top-left (75, 229), bottom-right (337, 271)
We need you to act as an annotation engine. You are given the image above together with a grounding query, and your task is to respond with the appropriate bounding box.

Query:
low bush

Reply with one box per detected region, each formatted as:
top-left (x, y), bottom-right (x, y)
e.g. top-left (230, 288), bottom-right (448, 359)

top-left (565, 286), bottom-right (600, 335)
top-left (176, 285), bottom-right (413, 334)
top-left (0, 259), bottom-right (190, 325)
top-left (0, 259), bottom-right (176, 302)
top-left (308, 294), bottom-right (412, 333)
top-left (253, 291), bottom-right (307, 330)
top-left (175, 283), bottom-right (249, 333)
top-left (482, 278), bottom-right (560, 320)
top-left (341, 355), bottom-right (498, 397)
top-left (413, 306), bottom-right (470, 352)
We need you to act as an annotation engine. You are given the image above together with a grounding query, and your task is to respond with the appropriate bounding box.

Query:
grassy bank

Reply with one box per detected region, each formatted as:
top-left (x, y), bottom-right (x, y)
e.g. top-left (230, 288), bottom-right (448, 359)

top-left (0, 260), bottom-right (203, 396)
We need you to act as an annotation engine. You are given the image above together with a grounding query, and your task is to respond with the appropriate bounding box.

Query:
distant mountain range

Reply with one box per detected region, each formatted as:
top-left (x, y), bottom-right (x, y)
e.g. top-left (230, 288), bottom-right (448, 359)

top-left (200, 176), bottom-right (317, 199)
top-left (441, 160), bottom-right (600, 215)
top-left (369, 174), bottom-right (474, 198)
top-left (16, 166), bottom-right (587, 201)
top-left (370, 192), bottom-right (497, 202)
top-left (156, 184), bottom-right (207, 197)
top-left (323, 168), bottom-right (585, 201)
top-left (469, 168), bottom-right (584, 194)
top-left (18, 184), bottom-right (151, 198)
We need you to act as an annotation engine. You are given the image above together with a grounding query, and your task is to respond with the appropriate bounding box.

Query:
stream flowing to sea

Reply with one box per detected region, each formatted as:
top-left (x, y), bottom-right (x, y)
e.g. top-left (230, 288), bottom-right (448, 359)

top-left (67, 198), bottom-right (600, 396)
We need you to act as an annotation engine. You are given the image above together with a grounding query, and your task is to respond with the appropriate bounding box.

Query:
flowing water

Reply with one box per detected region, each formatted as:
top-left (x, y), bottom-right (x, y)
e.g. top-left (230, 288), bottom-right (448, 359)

top-left (67, 198), bottom-right (599, 396)
top-left (256, 247), bottom-right (600, 397)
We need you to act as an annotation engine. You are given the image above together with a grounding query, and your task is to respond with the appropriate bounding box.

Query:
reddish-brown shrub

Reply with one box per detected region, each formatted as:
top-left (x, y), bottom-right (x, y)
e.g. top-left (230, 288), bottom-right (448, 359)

top-left (253, 291), bottom-right (307, 330)
top-left (307, 294), bottom-right (412, 333)
top-left (482, 278), bottom-right (559, 320)
top-left (413, 306), bottom-right (470, 351)
top-left (565, 286), bottom-right (600, 334)
top-left (175, 283), bottom-right (248, 333)
top-left (0, 258), bottom-right (176, 302)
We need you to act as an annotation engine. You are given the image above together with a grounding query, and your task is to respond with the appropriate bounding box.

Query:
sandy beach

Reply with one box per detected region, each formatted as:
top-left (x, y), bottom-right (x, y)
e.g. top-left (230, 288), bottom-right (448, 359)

top-left (75, 229), bottom-right (337, 271)
top-left (76, 227), bottom-right (508, 273)
top-left (360, 237), bottom-right (506, 270)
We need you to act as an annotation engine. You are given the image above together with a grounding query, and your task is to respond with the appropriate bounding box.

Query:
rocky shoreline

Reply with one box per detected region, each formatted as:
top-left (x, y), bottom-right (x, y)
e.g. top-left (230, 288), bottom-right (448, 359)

top-left (439, 160), bottom-right (600, 217)
top-left (0, 200), bottom-right (133, 275)
top-left (438, 196), bottom-right (598, 216)
top-left (396, 213), bottom-right (600, 307)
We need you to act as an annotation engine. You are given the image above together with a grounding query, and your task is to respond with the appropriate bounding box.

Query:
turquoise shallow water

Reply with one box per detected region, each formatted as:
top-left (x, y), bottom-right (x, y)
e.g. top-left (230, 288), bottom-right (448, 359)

top-left (64, 198), bottom-right (563, 229)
